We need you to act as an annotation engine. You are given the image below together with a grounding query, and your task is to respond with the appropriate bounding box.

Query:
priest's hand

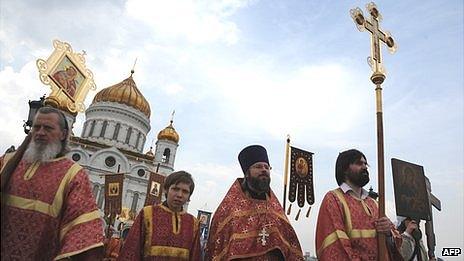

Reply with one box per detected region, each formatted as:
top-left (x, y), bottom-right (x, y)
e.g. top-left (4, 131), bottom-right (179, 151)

top-left (374, 216), bottom-right (393, 236)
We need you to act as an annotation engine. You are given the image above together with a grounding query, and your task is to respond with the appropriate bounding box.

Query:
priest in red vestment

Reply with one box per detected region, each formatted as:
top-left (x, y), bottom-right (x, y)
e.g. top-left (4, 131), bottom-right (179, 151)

top-left (1, 106), bottom-right (104, 260)
top-left (205, 145), bottom-right (304, 261)
top-left (315, 149), bottom-right (402, 261)
top-left (118, 171), bottom-right (201, 260)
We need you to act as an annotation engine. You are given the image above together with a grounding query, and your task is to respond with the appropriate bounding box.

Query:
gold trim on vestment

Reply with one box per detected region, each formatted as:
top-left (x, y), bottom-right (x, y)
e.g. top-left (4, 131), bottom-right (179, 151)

top-left (317, 230), bottom-right (349, 257)
top-left (60, 210), bottom-right (101, 241)
top-left (143, 205), bottom-right (154, 256)
top-left (53, 242), bottom-right (104, 260)
top-left (23, 161), bottom-right (40, 180)
top-left (215, 225), bottom-right (302, 260)
top-left (332, 189), bottom-right (352, 232)
top-left (5, 163), bottom-right (82, 217)
top-left (319, 189), bottom-right (378, 256)
top-left (147, 246), bottom-right (189, 259)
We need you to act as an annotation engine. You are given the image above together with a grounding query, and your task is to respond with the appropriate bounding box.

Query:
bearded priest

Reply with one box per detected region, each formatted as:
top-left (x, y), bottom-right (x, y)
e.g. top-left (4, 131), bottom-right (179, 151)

top-left (205, 145), bottom-right (303, 261)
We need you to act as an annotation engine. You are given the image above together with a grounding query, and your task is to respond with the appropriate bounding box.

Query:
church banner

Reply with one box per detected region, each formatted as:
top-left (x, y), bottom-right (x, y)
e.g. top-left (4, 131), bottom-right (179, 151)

top-left (391, 158), bottom-right (431, 221)
top-left (197, 210), bottom-right (212, 249)
top-left (144, 171), bottom-right (165, 206)
top-left (288, 146), bottom-right (314, 208)
top-left (104, 173), bottom-right (124, 216)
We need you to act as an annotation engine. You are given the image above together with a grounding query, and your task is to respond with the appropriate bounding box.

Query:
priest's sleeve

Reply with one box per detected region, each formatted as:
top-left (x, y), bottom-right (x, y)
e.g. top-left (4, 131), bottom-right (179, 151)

top-left (118, 209), bottom-right (145, 261)
top-left (316, 192), bottom-right (359, 261)
top-left (55, 167), bottom-right (104, 260)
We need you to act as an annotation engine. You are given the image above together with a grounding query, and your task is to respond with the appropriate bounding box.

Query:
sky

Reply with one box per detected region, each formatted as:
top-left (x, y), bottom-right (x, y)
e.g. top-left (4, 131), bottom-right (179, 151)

top-left (1, 0), bottom-right (463, 258)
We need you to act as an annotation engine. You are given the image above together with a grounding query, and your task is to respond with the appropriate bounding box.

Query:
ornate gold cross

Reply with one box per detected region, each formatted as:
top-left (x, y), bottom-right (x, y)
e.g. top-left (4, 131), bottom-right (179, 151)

top-left (350, 2), bottom-right (397, 82)
top-left (258, 227), bottom-right (269, 246)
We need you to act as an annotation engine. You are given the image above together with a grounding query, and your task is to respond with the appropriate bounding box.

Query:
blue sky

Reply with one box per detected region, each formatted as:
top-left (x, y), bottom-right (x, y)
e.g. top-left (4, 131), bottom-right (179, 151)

top-left (1, 0), bottom-right (463, 258)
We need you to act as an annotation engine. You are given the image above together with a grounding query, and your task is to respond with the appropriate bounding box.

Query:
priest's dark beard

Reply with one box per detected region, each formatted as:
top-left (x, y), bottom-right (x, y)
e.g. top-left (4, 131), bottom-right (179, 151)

top-left (346, 169), bottom-right (370, 187)
top-left (247, 175), bottom-right (270, 194)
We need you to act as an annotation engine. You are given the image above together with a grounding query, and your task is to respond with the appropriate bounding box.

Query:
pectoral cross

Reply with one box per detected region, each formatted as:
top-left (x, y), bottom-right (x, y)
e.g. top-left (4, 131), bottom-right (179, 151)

top-left (425, 176), bottom-right (441, 260)
top-left (258, 227), bottom-right (269, 246)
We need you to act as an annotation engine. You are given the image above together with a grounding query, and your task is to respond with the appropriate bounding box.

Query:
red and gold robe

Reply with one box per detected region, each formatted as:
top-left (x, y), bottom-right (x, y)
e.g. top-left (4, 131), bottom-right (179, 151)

top-left (205, 178), bottom-right (303, 261)
top-left (0, 155), bottom-right (104, 260)
top-left (315, 188), bottom-right (402, 260)
top-left (117, 204), bottom-right (201, 260)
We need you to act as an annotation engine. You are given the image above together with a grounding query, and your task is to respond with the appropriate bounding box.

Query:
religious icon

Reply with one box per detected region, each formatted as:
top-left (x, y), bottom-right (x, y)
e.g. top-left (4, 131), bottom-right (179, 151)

top-left (150, 181), bottom-right (161, 197)
top-left (295, 157), bottom-right (308, 177)
top-left (36, 40), bottom-right (96, 113)
top-left (108, 183), bottom-right (120, 196)
top-left (49, 55), bottom-right (85, 100)
top-left (392, 158), bottom-right (431, 221)
top-left (199, 214), bottom-right (208, 225)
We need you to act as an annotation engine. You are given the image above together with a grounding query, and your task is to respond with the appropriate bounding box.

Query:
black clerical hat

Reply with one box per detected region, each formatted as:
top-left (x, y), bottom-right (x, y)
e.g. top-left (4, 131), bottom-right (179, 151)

top-left (238, 145), bottom-right (269, 174)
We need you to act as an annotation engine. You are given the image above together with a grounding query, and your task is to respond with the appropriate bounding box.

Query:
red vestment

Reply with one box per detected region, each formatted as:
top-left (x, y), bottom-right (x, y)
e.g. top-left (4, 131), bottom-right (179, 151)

top-left (117, 204), bottom-right (201, 260)
top-left (205, 178), bottom-right (304, 261)
top-left (1, 155), bottom-right (104, 260)
top-left (315, 188), bottom-right (402, 260)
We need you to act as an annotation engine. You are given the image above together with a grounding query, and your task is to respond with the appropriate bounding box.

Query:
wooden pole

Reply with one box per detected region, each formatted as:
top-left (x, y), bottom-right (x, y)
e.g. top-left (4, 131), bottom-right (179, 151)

top-left (283, 136), bottom-right (290, 211)
top-left (374, 81), bottom-right (387, 260)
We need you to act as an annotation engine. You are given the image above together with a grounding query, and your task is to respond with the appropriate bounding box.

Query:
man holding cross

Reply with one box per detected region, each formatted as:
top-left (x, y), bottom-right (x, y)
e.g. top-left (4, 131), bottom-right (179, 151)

top-left (315, 149), bottom-right (402, 260)
top-left (205, 145), bottom-right (303, 260)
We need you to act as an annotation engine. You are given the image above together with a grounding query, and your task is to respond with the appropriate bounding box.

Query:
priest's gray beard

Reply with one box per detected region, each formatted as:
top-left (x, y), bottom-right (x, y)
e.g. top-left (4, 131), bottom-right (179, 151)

top-left (23, 140), bottom-right (62, 163)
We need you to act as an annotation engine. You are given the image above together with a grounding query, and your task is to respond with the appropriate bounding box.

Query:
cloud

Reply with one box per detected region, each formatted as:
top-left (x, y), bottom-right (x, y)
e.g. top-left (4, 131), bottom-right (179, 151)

top-left (125, 0), bottom-right (253, 45)
top-left (0, 62), bottom-right (46, 149)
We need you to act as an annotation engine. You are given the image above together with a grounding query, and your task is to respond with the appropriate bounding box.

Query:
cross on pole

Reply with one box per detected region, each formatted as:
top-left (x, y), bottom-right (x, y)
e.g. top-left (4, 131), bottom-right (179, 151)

top-left (425, 176), bottom-right (441, 260)
top-left (350, 3), bottom-right (397, 261)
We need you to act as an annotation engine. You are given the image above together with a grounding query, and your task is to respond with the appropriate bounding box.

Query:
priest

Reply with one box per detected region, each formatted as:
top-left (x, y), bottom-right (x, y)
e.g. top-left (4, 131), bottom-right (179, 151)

top-left (205, 145), bottom-right (303, 260)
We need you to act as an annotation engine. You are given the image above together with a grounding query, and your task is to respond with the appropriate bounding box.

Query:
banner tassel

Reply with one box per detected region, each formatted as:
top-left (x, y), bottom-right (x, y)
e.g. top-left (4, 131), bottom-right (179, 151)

top-left (287, 204), bottom-right (292, 215)
top-left (306, 206), bottom-right (312, 218)
top-left (295, 209), bottom-right (301, 221)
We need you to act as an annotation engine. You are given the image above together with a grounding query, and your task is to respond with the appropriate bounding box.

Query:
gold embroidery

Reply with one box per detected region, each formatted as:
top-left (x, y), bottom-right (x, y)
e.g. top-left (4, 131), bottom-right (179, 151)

top-left (215, 226), bottom-right (302, 260)
top-left (60, 210), bottom-right (101, 241)
top-left (6, 163), bottom-right (82, 217)
top-left (317, 230), bottom-right (349, 257)
top-left (147, 246), bottom-right (189, 259)
top-left (215, 208), bottom-right (288, 236)
top-left (23, 161), bottom-right (40, 180)
top-left (143, 206), bottom-right (154, 256)
top-left (332, 189), bottom-right (353, 233)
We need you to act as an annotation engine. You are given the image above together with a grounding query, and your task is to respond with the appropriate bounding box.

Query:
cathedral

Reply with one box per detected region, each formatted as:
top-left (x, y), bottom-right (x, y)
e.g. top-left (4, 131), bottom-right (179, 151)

top-left (65, 72), bottom-right (179, 215)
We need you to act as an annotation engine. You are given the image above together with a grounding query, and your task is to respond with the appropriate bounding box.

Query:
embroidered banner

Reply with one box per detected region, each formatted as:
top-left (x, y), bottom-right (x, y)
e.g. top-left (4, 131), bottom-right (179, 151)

top-left (289, 146), bottom-right (315, 207)
top-left (104, 173), bottom-right (124, 216)
top-left (144, 171), bottom-right (166, 206)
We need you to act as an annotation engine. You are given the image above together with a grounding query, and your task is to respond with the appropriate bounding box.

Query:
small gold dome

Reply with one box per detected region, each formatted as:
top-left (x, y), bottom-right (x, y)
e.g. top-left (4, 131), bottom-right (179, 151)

top-left (92, 75), bottom-right (151, 118)
top-left (157, 120), bottom-right (179, 143)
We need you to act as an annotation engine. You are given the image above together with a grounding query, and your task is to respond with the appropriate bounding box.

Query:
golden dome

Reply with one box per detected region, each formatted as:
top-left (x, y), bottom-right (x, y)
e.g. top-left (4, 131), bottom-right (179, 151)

top-left (157, 120), bottom-right (179, 143)
top-left (92, 75), bottom-right (151, 118)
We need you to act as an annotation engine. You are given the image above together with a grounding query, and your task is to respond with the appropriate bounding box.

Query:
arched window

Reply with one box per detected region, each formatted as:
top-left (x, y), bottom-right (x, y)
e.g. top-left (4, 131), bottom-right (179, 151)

top-left (162, 148), bottom-right (171, 163)
top-left (113, 123), bottom-right (121, 140)
top-left (100, 121), bottom-right (108, 137)
top-left (131, 193), bottom-right (139, 213)
top-left (98, 185), bottom-right (105, 209)
top-left (82, 122), bottom-right (88, 138)
top-left (125, 127), bottom-right (132, 144)
top-left (89, 120), bottom-right (96, 136)
top-left (92, 184), bottom-right (99, 198)
top-left (135, 132), bottom-right (142, 150)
